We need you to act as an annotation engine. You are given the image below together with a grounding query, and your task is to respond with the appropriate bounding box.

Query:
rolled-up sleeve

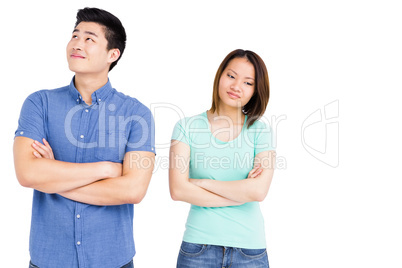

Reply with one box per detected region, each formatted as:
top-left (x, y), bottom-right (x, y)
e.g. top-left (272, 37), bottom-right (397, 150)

top-left (15, 91), bottom-right (46, 142)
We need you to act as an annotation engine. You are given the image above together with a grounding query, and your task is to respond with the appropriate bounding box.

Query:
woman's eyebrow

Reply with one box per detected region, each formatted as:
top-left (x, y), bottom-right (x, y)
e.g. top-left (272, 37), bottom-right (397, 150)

top-left (228, 68), bottom-right (255, 80)
top-left (228, 69), bottom-right (238, 75)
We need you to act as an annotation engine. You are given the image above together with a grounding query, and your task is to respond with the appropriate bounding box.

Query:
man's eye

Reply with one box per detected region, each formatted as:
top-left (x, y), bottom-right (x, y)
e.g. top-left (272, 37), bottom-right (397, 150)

top-left (86, 38), bottom-right (94, 41)
top-left (72, 35), bottom-right (78, 39)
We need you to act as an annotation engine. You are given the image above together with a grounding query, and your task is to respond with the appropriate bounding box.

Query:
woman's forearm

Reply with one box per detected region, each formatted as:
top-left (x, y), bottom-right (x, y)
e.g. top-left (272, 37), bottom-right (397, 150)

top-left (170, 179), bottom-right (243, 207)
top-left (191, 176), bottom-right (271, 203)
top-left (194, 151), bottom-right (275, 203)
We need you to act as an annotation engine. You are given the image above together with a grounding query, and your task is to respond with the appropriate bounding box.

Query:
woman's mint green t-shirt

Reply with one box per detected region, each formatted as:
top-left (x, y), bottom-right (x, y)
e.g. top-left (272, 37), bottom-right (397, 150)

top-left (171, 112), bottom-right (274, 249)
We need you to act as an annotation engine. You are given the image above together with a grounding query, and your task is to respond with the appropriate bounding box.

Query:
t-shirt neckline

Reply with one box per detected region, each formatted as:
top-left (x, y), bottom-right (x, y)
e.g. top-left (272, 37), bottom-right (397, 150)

top-left (202, 111), bottom-right (247, 144)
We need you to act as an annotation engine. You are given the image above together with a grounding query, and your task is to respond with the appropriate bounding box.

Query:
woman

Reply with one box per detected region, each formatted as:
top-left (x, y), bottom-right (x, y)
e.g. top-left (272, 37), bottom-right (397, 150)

top-left (169, 49), bottom-right (275, 268)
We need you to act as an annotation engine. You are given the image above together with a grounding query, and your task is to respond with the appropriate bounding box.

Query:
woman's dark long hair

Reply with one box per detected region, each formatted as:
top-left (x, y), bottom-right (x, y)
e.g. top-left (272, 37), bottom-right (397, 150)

top-left (210, 49), bottom-right (270, 128)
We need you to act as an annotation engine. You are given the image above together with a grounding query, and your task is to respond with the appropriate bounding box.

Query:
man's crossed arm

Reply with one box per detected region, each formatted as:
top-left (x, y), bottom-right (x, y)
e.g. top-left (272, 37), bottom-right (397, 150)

top-left (14, 136), bottom-right (155, 206)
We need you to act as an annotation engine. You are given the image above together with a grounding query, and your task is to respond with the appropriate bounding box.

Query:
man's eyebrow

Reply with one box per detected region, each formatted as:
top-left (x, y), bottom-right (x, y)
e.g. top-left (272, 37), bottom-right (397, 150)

top-left (72, 29), bottom-right (98, 37)
top-left (228, 69), bottom-right (255, 80)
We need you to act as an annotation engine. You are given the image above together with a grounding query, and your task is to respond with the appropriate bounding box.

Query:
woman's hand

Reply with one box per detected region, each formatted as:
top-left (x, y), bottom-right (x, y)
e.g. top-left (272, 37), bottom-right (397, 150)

top-left (247, 163), bottom-right (262, 178)
top-left (190, 164), bottom-right (263, 186)
top-left (31, 138), bottom-right (55, 160)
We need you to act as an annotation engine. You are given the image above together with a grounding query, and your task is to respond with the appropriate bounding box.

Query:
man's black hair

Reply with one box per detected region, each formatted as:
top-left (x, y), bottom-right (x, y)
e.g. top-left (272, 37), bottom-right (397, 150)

top-left (75, 7), bottom-right (127, 71)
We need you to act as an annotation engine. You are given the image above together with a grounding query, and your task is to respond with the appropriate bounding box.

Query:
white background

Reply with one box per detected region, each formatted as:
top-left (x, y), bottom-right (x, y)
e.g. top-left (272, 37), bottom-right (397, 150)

top-left (1, 0), bottom-right (401, 267)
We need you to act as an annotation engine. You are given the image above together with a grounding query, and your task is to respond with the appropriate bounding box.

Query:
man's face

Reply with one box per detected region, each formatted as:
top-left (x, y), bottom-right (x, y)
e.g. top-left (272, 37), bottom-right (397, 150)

top-left (66, 22), bottom-right (115, 75)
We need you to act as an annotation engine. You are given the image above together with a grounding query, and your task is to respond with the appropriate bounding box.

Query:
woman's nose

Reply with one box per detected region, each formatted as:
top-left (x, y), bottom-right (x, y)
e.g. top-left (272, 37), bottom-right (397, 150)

top-left (230, 81), bottom-right (241, 92)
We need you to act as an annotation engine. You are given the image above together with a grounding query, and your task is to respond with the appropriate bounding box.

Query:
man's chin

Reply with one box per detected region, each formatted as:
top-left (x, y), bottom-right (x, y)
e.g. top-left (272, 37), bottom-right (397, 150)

top-left (68, 63), bottom-right (87, 73)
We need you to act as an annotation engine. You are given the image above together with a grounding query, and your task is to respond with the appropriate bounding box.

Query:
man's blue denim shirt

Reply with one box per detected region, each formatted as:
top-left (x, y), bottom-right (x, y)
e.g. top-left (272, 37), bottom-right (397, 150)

top-left (15, 77), bottom-right (155, 268)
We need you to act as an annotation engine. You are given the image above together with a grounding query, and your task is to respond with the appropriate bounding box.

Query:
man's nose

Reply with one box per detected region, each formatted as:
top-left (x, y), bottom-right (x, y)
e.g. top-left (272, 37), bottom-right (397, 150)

top-left (73, 45), bottom-right (82, 51)
top-left (72, 39), bottom-right (83, 51)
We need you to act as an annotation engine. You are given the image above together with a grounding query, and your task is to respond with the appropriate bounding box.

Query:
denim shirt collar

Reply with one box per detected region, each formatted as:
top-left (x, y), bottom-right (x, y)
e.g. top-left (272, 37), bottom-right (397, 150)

top-left (68, 76), bottom-right (114, 105)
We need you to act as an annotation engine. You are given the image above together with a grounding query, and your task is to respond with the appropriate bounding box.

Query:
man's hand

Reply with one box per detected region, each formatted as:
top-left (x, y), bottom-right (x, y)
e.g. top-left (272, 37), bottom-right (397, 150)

top-left (31, 139), bottom-right (54, 160)
top-left (103, 162), bottom-right (123, 178)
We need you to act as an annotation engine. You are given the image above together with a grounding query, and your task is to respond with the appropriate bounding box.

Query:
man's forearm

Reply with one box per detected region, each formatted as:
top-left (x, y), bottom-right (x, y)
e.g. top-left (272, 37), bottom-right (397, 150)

top-left (18, 158), bottom-right (118, 193)
top-left (14, 137), bottom-right (121, 193)
top-left (59, 173), bottom-right (149, 206)
top-left (58, 151), bottom-right (155, 206)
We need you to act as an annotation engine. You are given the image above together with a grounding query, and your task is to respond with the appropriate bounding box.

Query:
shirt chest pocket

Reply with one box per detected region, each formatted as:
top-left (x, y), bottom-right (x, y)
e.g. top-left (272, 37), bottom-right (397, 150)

top-left (96, 130), bottom-right (127, 162)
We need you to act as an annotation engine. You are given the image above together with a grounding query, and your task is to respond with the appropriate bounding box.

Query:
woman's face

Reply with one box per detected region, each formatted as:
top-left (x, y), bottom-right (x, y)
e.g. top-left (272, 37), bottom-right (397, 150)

top-left (218, 57), bottom-right (255, 110)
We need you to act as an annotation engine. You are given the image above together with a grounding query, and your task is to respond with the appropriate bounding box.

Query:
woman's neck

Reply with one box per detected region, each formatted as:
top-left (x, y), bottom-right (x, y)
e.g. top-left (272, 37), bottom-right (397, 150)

top-left (207, 106), bottom-right (245, 143)
top-left (209, 106), bottom-right (245, 127)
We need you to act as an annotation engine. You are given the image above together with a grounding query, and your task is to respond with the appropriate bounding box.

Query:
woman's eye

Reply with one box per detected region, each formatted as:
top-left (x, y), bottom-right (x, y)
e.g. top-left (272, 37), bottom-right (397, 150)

top-left (86, 38), bottom-right (94, 41)
top-left (245, 82), bottom-right (253, 86)
top-left (227, 74), bottom-right (235, 79)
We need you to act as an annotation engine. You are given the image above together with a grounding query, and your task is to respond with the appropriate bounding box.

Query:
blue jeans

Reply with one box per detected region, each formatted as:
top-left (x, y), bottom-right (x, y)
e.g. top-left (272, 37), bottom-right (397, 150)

top-left (177, 241), bottom-right (269, 268)
top-left (29, 260), bottom-right (134, 268)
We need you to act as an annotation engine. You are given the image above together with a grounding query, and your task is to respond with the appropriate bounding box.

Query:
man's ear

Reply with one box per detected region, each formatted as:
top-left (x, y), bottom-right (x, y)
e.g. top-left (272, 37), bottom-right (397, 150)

top-left (108, 48), bottom-right (121, 64)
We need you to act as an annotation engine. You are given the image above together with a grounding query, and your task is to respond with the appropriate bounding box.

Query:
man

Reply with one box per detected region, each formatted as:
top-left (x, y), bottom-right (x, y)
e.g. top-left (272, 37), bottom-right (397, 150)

top-left (13, 7), bottom-right (155, 268)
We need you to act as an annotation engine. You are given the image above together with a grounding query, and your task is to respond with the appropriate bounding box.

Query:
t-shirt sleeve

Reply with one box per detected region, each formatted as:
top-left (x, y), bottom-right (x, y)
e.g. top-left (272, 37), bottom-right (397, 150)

top-left (171, 118), bottom-right (189, 145)
top-left (14, 91), bottom-right (46, 142)
top-left (254, 121), bottom-right (275, 155)
top-left (125, 104), bottom-right (156, 154)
